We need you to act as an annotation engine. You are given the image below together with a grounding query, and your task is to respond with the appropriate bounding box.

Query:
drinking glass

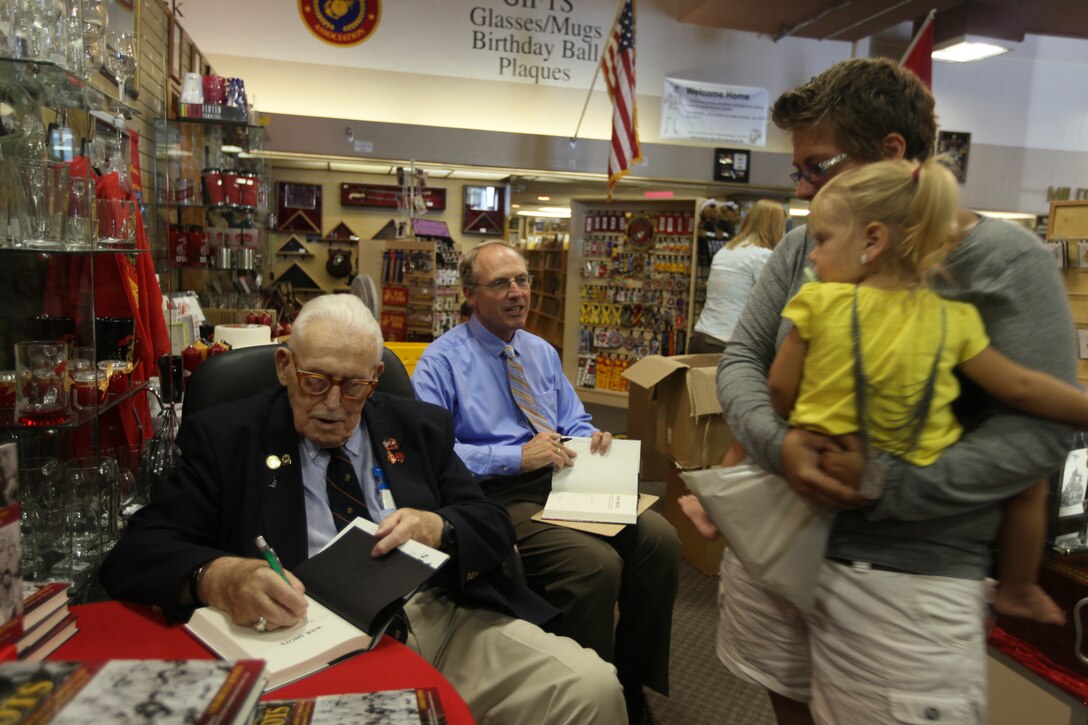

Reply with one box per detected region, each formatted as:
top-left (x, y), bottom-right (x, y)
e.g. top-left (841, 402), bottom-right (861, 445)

top-left (15, 159), bottom-right (69, 249)
top-left (79, 0), bottom-right (104, 78)
top-left (14, 340), bottom-right (70, 424)
top-left (61, 455), bottom-right (118, 561)
top-left (18, 456), bottom-right (63, 580)
top-left (65, 170), bottom-right (94, 249)
top-left (95, 197), bottom-right (135, 249)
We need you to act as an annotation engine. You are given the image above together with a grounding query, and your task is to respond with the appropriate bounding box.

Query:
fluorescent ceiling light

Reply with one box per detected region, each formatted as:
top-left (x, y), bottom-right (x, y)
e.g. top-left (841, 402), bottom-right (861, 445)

top-left (789, 208), bottom-right (810, 217)
top-left (447, 170), bottom-right (510, 181)
top-left (517, 208), bottom-right (571, 218)
top-left (220, 144), bottom-right (244, 154)
top-left (327, 161), bottom-right (397, 174)
top-left (932, 41), bottom-right (1010, 63)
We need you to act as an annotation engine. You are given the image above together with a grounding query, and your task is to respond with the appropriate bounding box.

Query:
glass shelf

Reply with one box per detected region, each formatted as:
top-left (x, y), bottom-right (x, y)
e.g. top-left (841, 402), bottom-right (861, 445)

top-left (0, 58), bottom-right (139, 117)
top-left (0, 244), bottom-right (145, 255)
top-left (0, 380), bottom-right (149, 430)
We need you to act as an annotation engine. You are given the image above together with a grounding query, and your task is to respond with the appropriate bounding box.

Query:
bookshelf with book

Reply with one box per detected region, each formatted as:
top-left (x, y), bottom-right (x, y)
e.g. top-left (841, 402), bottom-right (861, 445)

top-left (519, 215), bottom-right (569, 356)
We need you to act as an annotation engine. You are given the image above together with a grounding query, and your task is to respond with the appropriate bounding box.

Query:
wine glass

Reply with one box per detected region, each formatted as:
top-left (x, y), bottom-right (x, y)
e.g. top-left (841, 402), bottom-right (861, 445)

top-left (103, 30), bottom-right (135, 102)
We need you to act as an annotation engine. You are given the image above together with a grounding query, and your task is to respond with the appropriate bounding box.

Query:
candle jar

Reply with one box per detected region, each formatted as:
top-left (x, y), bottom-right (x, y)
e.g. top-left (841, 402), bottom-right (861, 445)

top-left (0, 371), bottom-right (15, 408)
top-left (98, 360), bottom-right (130, 396)
top-left (72, 370), bottom-right (108, 409)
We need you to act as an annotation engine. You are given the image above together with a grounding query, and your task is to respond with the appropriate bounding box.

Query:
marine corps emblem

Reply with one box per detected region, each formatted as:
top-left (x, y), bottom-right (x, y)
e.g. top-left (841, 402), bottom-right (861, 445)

top-left (298, 0), bottom-right (381, 47)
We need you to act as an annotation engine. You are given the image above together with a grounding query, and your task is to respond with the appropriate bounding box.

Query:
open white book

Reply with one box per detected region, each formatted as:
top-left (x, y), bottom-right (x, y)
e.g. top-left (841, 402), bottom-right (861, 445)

top-left (541, 437), bottom-right (641, 525)
top-left (186, 518), bottom-right (449, 690)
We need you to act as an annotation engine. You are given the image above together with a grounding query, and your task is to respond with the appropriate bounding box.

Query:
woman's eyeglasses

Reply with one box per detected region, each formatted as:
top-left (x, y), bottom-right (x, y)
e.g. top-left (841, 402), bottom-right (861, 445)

top-left (790, 153), bottom-right (850, 186)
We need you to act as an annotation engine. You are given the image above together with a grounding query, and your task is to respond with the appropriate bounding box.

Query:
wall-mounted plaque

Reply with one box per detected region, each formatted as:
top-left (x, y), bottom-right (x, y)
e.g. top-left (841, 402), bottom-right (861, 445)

top-left (340, 183), bottom-right (447, 211)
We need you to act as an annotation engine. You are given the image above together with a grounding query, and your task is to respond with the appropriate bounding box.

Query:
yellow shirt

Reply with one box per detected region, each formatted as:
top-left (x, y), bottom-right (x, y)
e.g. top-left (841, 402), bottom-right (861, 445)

top-left (783, 283), bottom-right (990, 466)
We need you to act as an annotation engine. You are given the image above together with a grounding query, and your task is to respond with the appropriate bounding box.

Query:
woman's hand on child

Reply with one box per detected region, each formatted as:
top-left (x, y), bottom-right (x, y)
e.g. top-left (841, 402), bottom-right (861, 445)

top-left (782, 429), bottom-right (869, 510)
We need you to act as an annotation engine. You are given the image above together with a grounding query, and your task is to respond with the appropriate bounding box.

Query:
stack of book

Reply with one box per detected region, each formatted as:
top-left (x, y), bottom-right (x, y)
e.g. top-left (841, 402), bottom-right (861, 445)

top-left (17, 581), bottom-right (76, 661)
top-left (0, 659), bottom-right (268, 724)
top-left (0, 660), bottom-right (448, 724)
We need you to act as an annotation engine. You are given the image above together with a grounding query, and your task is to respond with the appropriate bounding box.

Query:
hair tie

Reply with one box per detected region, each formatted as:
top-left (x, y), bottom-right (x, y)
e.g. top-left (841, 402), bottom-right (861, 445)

top-left (911, 165), bottom-right (922, 183)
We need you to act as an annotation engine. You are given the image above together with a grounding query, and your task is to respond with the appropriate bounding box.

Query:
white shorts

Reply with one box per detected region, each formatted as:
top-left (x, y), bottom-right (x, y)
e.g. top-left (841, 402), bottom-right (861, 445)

top-left (717, 550), bottom-right (989, 724)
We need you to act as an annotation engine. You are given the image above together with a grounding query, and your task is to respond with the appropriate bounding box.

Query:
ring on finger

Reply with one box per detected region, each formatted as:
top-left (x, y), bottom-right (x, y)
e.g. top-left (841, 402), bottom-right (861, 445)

top-left (254, 616), bottom-right (268, 632)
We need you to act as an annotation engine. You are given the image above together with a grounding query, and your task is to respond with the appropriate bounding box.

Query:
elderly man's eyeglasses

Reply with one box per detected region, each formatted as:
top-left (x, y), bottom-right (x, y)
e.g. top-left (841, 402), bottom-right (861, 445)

top-left (790, 153), bottom-right (850, 186)
top-left (476, 274), bottom-right (534, 294)
top-left (291, 352), bottom-right (378, 400)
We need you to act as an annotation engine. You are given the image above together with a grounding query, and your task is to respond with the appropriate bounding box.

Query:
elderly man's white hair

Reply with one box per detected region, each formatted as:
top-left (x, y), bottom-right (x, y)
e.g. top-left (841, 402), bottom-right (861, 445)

top-left (289, 294), bottom-right (383, 364)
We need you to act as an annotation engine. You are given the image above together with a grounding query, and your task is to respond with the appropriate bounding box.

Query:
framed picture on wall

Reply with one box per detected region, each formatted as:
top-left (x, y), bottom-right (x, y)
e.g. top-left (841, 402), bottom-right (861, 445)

top-left (713, 148), bottom-right (750, 183)
top-left (462, 184), bottom-right (506, 236)
top-left (276, 182), bottom-right (323, 233)
top-left (937, 130), bottom-right (971, 184)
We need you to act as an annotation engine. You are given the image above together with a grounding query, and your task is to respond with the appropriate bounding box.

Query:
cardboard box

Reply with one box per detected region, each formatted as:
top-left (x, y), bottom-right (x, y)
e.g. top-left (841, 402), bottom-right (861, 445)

top-left (623, 354), bottom-right (734, 470)
top-left (626, 382), bottom-right (672, 481)
top-left (664, 468), bottom-right (726, 576)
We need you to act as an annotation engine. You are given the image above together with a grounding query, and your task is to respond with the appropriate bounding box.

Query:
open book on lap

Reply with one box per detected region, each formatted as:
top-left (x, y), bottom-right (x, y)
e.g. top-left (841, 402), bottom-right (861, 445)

top-left (542, 437), bottom-right (641, 525)
top-left (186, 518), bottom-right (449, 690)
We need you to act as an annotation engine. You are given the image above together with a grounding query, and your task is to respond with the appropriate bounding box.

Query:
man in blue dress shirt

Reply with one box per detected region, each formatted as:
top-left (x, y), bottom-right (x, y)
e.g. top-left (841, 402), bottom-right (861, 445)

top-left (414, 240), bottom-right (680, 723)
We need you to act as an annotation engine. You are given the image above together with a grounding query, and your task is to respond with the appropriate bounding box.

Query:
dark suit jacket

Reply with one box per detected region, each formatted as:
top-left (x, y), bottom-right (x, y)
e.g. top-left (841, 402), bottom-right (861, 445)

top-left (100, 388), bottom-right (557, 626)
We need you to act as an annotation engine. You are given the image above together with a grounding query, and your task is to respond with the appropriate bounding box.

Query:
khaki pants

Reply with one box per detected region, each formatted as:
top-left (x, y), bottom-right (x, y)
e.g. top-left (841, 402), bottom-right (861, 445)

top-left (405, 588), bottom-right (627, 724)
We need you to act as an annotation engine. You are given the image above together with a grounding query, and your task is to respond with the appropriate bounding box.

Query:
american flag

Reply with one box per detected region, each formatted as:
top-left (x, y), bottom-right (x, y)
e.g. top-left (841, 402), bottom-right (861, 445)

top-left (600, 0), bottom-right (641, 198)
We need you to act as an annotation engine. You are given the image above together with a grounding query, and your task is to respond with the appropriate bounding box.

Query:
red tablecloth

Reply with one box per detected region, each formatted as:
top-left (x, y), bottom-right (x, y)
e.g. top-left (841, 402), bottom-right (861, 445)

top-left (50, 601), bottom-right (474, 722)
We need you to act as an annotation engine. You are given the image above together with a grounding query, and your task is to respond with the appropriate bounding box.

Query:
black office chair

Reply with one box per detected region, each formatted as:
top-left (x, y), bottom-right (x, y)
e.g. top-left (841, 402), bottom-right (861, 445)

top-left (185, 344), bottom-right (413, 414)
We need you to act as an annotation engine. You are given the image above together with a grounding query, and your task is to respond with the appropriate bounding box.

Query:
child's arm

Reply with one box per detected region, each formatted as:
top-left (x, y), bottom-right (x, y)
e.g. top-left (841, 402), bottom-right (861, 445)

top-left (767, 327), bottom-right (807, 418)
top-left (959, 346), bottom-right (1088, 425)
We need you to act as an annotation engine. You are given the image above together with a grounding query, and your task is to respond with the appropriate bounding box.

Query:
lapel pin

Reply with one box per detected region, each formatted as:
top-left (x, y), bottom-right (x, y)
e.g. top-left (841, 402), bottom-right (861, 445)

top-left (265, 455), bottom-right (281, 470)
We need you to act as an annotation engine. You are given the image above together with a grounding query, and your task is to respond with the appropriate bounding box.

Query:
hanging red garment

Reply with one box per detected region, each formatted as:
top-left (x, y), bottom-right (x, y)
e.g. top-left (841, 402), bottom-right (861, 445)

top-left (42, 149), bottom-right (170, 455)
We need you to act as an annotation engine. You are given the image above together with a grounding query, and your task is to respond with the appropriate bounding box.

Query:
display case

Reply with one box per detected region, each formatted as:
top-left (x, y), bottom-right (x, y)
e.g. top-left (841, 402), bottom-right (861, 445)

top-left (565, 199), bottom-right (702, 406)
top-left (154, 116), bottom-right (271, 347)
top-left (0, 58), bottom-right (156, 602)
top-left (378, 220), bottom-right (461, 342)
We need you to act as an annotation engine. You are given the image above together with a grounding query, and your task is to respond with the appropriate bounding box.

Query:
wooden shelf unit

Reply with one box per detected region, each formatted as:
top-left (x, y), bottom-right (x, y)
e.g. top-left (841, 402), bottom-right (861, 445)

top-left (519, 216), bottom-right (569, 357)
top-left (1046, 200), bottom-right (1088, 387)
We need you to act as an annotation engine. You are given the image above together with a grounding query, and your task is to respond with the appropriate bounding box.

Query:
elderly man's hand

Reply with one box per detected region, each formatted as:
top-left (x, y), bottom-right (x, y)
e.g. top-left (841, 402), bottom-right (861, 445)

top-left (781, 428), bottom-right (868, 510)
top-left (521, 432), bottom-right (573, 471)
top-left (199, 556), bottom-right (308, 631)
top-left (372, 508), bottom-right (444, 556)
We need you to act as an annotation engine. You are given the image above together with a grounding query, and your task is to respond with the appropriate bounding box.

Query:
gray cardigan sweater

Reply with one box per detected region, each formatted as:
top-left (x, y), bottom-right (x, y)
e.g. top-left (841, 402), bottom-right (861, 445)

top-left (717, 216), bottom-right (1076, 578)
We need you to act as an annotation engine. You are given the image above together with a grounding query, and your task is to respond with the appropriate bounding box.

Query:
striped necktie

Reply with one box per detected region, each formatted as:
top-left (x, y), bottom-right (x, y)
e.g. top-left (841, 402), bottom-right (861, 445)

top-left (502, 345), bottom-right (553, 434)
top-left (325, 446), bottom-right (368, 531)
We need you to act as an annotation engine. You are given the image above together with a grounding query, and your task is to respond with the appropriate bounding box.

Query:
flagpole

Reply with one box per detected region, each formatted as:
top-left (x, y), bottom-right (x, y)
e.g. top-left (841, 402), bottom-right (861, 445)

top-left (571, 0), bottom-right (627, 143)
top-left (900, 8), bottom-right (936, 64)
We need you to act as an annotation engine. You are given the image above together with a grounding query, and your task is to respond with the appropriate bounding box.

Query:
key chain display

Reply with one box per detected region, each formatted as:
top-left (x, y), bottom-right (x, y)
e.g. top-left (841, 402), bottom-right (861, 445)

top-left (576, 207), bottom-right (697, 392)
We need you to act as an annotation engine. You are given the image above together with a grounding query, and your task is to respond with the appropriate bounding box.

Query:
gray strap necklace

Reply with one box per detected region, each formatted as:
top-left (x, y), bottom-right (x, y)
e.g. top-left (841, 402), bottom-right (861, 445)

top-left (851, 286), bottom-right (946, 497)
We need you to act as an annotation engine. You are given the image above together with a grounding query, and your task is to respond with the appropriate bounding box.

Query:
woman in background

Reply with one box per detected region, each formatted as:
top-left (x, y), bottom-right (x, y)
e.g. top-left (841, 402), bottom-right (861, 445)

top-left (690, 199), bottom-right (787, 354)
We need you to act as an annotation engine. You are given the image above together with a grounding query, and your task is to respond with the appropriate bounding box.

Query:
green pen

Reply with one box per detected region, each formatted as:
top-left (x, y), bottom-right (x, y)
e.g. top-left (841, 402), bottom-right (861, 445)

top-left (255, 535), bottom-right (291, 586)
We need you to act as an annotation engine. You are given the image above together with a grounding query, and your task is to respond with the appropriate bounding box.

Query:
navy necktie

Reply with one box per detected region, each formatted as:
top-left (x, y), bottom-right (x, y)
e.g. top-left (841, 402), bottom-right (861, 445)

top-left (325, 446), bottom-right (367, 531)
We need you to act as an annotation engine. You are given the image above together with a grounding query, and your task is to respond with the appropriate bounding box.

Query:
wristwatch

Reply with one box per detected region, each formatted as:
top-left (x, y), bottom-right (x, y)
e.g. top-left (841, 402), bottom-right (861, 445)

top-left (439, 516), bottom-right (457, 552)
